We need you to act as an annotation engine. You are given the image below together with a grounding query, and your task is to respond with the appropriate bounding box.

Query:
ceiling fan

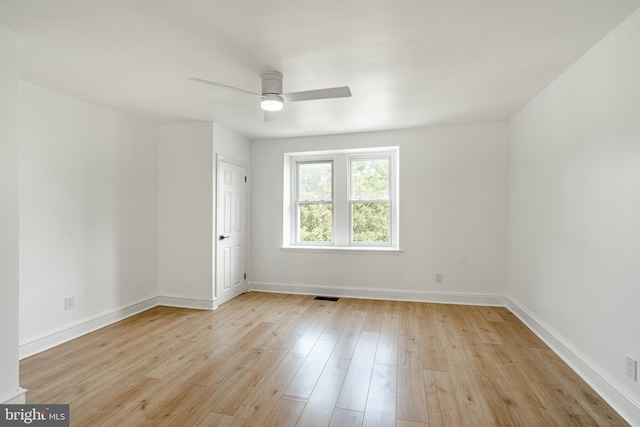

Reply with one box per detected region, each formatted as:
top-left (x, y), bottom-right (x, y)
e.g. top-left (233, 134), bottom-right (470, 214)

top-left (189, 71), bottom-right (351, 116)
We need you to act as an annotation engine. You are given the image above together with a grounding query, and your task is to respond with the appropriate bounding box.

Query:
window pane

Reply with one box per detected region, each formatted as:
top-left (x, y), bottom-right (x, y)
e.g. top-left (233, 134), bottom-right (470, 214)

top-left (352, 202), bottom-right (389, 243)
top-left (352, 159), bottom-right (389, 200)
top-left (299, 162), bottom-right (332, 201)
top-left (299, 204), bottom-right (332, 242)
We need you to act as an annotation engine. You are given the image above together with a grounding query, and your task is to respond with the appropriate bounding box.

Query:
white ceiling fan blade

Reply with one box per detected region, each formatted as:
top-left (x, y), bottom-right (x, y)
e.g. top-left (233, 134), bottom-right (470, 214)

top-left (188, 77), bottom-right (260, 97)
top-left (281, 86), bottom-right (351, 103)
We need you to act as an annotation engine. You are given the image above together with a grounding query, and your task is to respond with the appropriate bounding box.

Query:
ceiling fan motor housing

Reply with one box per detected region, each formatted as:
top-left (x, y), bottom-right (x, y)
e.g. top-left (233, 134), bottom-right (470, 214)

top-left (261, 71), bottom-right (283, 95)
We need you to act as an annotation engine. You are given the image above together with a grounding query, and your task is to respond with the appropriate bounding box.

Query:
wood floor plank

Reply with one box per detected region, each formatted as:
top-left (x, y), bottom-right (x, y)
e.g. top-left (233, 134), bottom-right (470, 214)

top-left (261, 294), bottom-right (307, 324)
top-left (250, 321), bottom-right (300, 351)
top-left (336, 331), bottom-right (378, 411)
top-left (228, 321), bottom-right (276, 349)
top-left (95, 375), bottom-right (158, 410)
top-left (169, 342), bottom-right (232, 386)
top-left (101, 334), bottom-right (180, 373)
top-left (529, 347), bottom-right (630, 426)
top-left (319, 302), bottom-right (353, 341)
top-left (495, 361), bottom-right (558, 422)
top-left (92, 375), bottom-right (176, 427)
top-left (460, 338), bottom-right (502, 379)
top-left (296, 357), bottom-right (351, 427)
top-left (430, 303), bottom-right (464, 342)
top-left (395, 420), bottom-right (427, 427)
top-left (330, 310), bottom-right (367, 359)
top-left (399, 302), bottom-right (421, 338)
top-left (138, 337), bottom-right (213, 380)
top-left (362, 363), bottom-right (396, 427)
top-left (19, 356), bottom-right (70, 391)
top-left (423, 369), bottom-right (462, 426)
top-left (329, 408), bottom-right (364, 427)
top-left (299, 303), bottom-right (341, 337)
top-left (24, 361), bottom-right (97, 404)
top-left (282, 358), bottom-right (328, 402)
top-left (153, 309), bottom-right (209, 338)
top-left (446, 359), bottom-right (495, 426)
top-left (478, 376), bottom-right (531, 427)
top-left (57, 369), bottom-right (127, 419)
top-left (528, 382), bottom-right (598, 427)
top-left (533, 382), bottom-right (600, 426)
top-left (493, 312), bottom-right (546, 349)
top-left (448, 308), bottom-right (502, 379)
top-left (196, 412), bottom-right (236, 427)
top-left (396, 335), bottom-right (428, 424)
top-left (383, 299), bottom-right (403, 314)
top-left (478, 305), bottom-right (507, 322)
top-left (145, 382), bottom-right (214, 427)
top-left (360, 299), bottom-right (385, 334)
top-left (265, 297), bottom-right (317, 335)
top-left (19, 293), bottom-right (629, 427)
top-left (441, 337), bottom-right (467, 363)
top-left (211, 349), bottom-right (287, 415)
top-left (230, 352), bottom-right (307, 425)
top-left (282, 332), bottom-right (339, 402)
top-left (73, 375), bottom-right (161, 426)
top-left (465, 305), bottom-right (505, 345)
top-left (260, 398), bottom-right (306, 427)
top-left (290, 330), bottom-right (323, 356)
top-left (199, 347), bottom-right (267, 391)
top-left (417, 314), bottom-right (447, 372)
top-left (375, 313), bottom-right (399, 365)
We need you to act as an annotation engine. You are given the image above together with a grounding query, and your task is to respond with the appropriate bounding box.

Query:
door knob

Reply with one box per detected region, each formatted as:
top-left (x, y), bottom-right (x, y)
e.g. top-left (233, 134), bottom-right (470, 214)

top-left (219, 234), bottom-right (230, 240)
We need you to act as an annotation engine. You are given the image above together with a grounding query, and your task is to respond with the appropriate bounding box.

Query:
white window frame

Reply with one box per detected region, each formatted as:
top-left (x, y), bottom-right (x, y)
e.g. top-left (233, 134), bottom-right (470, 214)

top-left (283, 146), bottom-right (400, 251)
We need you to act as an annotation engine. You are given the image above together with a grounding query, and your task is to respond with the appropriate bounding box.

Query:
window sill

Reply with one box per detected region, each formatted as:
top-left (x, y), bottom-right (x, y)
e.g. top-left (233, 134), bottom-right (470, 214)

top-left (280, 246), bottom-right (404, 255)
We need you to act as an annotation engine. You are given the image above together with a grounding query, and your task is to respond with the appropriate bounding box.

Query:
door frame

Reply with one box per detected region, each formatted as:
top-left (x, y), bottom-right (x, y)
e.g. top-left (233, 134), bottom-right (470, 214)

top-left (214, 154), bottom-right (248, 305)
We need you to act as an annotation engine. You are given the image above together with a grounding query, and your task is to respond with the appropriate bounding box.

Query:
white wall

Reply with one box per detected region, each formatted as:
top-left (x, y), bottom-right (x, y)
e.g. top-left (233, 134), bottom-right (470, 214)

top-left (508, 9), bottom-right (640, 423)
top-left (0, 25), bottom-right (24, 404)
top-left (158, 122), bottom-right (250, 307)
top-left (213, 122), bottom-right (250, 164)
top-left (250, 122), bottom-right (508, 303)
top-left (19, 83), bottom-right (159, 347)
top-left (158, 123), bottom-right (215, 306)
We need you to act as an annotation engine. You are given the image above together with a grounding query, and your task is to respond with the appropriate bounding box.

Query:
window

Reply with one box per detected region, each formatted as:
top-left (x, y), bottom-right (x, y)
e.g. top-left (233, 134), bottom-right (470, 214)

top-left (297, 161), bottom-right (333, 243)
top-left (351, 157), bottom-right (391, 244)
top-left (284, 147), bottom-right (399, 250)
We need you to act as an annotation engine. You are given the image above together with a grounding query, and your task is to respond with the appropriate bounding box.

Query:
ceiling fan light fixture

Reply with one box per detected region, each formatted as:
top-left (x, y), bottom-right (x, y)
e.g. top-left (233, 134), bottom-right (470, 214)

top-left (190, 71), bottom-right (351, 120)
top-left (261, 94), bottom-right (284, 111)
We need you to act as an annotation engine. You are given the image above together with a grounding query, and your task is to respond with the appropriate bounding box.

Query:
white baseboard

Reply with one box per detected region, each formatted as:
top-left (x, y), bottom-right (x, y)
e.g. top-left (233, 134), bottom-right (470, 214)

top-left (157, 296), bottom-right (217, 311)
top-left (0, 387), bottom-right (27, 404)
top-left (19, 296), bottom-right (159, 359)
top-left (249, 281), bottom-right (506, 306)
top-left (506, 296), bottom-right (640, 426)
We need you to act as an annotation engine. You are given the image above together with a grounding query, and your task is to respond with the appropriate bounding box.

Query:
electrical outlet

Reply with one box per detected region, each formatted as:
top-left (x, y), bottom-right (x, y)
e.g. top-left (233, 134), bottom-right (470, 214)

top-left (435, 273), bottom-right (443, 283)
top-left (626, 356), bottom-right (637, 381)
top-left (65, 296), bottom-right (74, 311)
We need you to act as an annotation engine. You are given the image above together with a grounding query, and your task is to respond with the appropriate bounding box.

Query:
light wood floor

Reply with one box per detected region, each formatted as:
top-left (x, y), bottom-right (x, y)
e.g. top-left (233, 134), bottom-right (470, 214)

top-left (21, 292), bottom-right (628, 426)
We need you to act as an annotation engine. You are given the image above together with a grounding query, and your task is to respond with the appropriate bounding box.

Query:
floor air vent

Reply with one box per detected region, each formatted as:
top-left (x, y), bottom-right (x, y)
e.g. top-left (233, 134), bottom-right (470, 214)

top-left (314, 296), bottom-right (339, 301)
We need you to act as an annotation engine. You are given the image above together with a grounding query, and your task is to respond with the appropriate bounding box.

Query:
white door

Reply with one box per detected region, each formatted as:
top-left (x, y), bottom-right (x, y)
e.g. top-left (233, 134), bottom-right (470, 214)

top-left (216, 160), bottom-right (246, 305)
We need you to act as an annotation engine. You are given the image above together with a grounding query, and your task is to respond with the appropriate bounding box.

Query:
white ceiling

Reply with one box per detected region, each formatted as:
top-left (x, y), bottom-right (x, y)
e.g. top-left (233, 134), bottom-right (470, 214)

top-left (1, 0), bottom-right (639, 140)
